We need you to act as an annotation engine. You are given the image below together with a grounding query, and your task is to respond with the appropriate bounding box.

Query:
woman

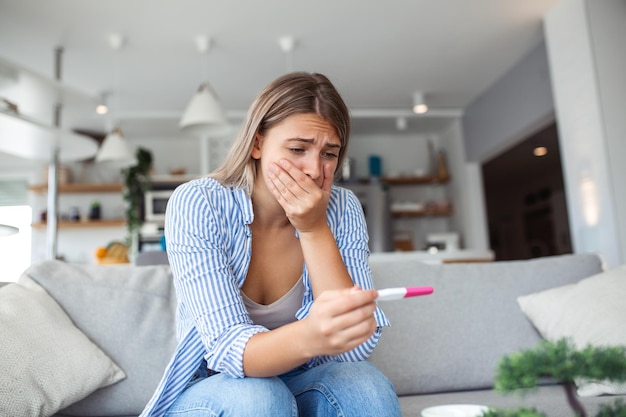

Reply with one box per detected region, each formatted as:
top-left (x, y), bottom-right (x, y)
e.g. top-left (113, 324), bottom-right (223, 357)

top-left (141, 72), bottom-right (401, 417)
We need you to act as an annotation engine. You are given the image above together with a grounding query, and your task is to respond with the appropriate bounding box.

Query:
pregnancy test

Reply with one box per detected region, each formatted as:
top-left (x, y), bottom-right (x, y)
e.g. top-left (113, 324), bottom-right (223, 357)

top-left (376, 286), bottom-right (434, 301)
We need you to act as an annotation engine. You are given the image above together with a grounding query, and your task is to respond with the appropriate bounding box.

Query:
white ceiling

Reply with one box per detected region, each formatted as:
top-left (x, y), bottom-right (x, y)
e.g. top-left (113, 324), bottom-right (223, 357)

top-left (0, 0), bottom-right (561, 138)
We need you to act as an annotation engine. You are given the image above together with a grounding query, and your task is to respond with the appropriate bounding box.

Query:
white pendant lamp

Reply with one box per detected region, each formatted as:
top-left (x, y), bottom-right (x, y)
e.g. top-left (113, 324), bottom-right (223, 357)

top-left (180, 81), bottom-right (229, 136)
top-left (95, 126), bottom-right (135, 166)
top-left (180, 35), bottom-right (230, 137)
top-left (95, 34), bottom-right (136, 167)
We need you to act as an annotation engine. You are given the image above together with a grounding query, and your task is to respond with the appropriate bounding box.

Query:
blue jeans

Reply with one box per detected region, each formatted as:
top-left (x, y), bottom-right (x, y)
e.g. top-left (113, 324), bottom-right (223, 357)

top-left (164, 361), bottom-right (402, 417)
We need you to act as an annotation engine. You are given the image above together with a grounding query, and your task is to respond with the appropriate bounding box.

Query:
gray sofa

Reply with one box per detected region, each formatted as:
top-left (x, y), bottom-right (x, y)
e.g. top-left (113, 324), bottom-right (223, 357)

top-left (2, 252), bottom-right (624, 417)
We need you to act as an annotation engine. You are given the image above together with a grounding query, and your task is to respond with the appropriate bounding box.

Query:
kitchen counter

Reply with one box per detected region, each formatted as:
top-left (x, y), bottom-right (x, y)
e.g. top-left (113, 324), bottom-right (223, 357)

top-left (370, 249), bottom-right (495, 264)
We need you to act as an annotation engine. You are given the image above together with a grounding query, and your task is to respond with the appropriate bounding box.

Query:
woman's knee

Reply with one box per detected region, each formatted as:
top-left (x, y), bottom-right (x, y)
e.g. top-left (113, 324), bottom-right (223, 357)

top-left (167, 374), bottom-right (297, 417)
top-left (291, 362), bottom-right (401, 417)
top-left (321, 361), bottom-right (396, 396)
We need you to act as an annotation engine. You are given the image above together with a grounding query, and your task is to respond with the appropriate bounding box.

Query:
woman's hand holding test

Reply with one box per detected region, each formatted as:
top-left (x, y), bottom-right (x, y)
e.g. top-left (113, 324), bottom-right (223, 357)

top-left (301, 287), bottom-right (378, 357)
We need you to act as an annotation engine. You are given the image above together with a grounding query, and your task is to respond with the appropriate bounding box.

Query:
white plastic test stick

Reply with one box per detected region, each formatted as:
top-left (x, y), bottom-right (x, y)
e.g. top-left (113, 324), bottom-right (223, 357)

top-left (376, 286), bottom-right (434, 301)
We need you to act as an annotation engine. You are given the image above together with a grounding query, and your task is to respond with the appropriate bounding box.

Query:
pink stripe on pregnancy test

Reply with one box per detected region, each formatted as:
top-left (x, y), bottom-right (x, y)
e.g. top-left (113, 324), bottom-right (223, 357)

top-left (376, 286), bottom-right (434, 301)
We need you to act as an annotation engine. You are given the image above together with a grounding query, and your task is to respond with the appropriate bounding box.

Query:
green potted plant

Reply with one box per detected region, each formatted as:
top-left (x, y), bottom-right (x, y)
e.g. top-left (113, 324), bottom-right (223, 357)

top-left (484, 338), bottom-right (626, 417)
top-left (122, 147), bottom-right (153, 255)
top-left (88, 200), bottom-right (101, 220)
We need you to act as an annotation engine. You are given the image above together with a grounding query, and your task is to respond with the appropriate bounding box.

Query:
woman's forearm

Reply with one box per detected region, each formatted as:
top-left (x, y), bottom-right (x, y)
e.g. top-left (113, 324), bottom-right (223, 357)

top-left (242, 320), bottom-right (312, 377)
top-left (298, 224), bottom-right (354, 297)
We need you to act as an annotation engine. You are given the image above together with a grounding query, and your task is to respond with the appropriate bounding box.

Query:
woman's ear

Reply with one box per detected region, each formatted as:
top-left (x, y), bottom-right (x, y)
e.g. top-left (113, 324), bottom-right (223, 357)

top-left (251, 134), bottom-right (262, 160)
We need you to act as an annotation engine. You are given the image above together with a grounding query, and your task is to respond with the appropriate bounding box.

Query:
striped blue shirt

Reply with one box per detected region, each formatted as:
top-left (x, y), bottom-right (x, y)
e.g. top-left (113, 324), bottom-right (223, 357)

top-left (140, 177), bottom-right (389, 417)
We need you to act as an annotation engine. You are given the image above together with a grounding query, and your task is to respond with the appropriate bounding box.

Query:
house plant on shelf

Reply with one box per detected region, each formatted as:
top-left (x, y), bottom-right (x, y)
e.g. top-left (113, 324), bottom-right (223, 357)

top-left (88, 200), bottom-right (101, 220)
top-left (122, 147), bottom-right (153, 260)
top-left (484, 338), bottom-right (626, 417)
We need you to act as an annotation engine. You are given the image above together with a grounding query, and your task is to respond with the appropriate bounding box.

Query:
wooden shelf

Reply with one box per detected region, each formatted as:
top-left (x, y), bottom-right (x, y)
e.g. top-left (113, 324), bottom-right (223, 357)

top-left (339, 175), bottom-right (450, 186)
top-left (391, 207), bottom-right (453, 218)
top-left (32, 219), bottom-right (125, 229)
top-left (29, 183), bottom-right (123, 194)
top-left (381, 175), bottom-right (450, 185)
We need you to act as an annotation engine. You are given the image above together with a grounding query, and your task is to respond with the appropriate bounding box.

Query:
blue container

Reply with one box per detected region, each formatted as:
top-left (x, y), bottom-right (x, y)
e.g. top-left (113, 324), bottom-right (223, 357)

top-left (369, 155), bottom-right (382, 177)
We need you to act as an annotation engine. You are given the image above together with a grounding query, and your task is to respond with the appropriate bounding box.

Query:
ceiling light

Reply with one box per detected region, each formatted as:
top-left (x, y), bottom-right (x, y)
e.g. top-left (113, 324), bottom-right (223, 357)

top-left (0, 224), bottom-right (19, 237)
top-left (95, 104), bottom-right (108, 115)
top-left (180, 35), bottom-right (229, 137)
top-left (533, 146), bottom-right (548, 157)
top-left (412, 92), bottom-right (428, 114)
top-left (95, 127), bottom-right (135, 166)
top-left (95, 34), bottom-right (135, 166)
top-left (180, 82), bottom-right (229, 136)
top-left (278, 36), bottom-right (297, 72)
top-left (96, 92), bottom-right (109, 115)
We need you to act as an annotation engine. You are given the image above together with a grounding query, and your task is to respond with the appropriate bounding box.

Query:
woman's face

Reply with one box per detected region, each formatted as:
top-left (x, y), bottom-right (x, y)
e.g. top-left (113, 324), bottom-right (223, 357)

top-left (252, 113), bottom-right (341, 189)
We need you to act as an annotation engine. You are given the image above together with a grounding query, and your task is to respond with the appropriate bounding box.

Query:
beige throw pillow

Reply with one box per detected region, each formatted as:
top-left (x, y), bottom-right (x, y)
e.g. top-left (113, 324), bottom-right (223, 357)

top-left (517, 264), bottom-right (626, 396)
top-left (0, 275), bottom-right (126, 417)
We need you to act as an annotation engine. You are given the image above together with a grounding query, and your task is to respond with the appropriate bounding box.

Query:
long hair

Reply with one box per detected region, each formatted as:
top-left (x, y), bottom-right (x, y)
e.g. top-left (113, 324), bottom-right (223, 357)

top-left (210, 72), bottom-right (351, 195)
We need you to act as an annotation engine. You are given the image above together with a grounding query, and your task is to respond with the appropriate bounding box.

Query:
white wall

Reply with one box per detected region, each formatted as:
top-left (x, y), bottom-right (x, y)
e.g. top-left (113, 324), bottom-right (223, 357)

top-left (545, 0), bottom-right (626, 267)
top-left (463, 41), bottom-right (555, 163)
top-left (587, 0), bottom-right (626, 265)
top-left (441, 120), bottom-right (489, 251)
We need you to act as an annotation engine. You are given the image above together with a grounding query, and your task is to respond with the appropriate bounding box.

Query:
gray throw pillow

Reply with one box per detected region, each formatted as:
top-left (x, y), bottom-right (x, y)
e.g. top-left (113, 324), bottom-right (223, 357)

top-left (21, 260), bottom-right (178, 416)
top-left (0, 276), bottom-right (125, 417)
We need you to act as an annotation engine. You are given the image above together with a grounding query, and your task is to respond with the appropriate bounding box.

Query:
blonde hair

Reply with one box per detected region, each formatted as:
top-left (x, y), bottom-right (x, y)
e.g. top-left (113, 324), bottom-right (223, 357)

top-left (210, 72), bottom-right (351, 195)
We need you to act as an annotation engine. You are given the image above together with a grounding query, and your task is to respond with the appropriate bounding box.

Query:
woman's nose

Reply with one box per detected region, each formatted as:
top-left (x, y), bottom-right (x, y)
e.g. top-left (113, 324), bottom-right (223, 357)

top-left (302, 155), bottom-right (322, 179)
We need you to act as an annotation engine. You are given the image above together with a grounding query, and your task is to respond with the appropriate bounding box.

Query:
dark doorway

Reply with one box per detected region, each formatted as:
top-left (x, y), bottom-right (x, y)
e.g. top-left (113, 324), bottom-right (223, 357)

top-left (482, 122), bottom-right (572, 260)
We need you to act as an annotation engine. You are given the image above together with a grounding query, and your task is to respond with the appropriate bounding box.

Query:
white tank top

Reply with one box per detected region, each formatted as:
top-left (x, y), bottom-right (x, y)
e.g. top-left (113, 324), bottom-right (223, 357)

top-left (241, 277), bottom-right (304, 330)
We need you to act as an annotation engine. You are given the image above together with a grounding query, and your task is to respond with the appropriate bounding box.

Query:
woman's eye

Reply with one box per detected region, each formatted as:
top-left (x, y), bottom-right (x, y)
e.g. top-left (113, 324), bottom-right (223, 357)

top-left (324, 152), bottom-right (339, 159)
top-left (289, 148), bottom-right (305, 154)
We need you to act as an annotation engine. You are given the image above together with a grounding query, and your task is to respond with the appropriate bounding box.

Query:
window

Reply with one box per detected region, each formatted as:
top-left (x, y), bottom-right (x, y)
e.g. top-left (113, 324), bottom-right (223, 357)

top-left (0, 179), bottom-right (31, 282)
top-left (0, 205), bottom-right (32, 282)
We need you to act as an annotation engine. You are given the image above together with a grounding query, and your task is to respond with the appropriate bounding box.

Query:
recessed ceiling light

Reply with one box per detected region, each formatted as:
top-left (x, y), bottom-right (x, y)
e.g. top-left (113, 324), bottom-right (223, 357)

top-left (95, 92), bottom-right (109, 115)
top-left (95, 104), bottom-right (108, 115)
top-left (533, 146), bottom-right (548, 157)
top-left (412, 92), bottom-right (428, 114)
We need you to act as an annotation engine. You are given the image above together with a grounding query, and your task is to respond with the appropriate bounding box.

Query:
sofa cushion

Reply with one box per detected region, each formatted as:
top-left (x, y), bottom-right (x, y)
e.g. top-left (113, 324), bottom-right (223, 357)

top-left (0, 275), bottom-right (125, 417)
top-left (21, 260), bottom-right (178, 416)
top-left (367, 253), bottom-right (603, 395)
top-left (517, 264), bottom-right (626, 396)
